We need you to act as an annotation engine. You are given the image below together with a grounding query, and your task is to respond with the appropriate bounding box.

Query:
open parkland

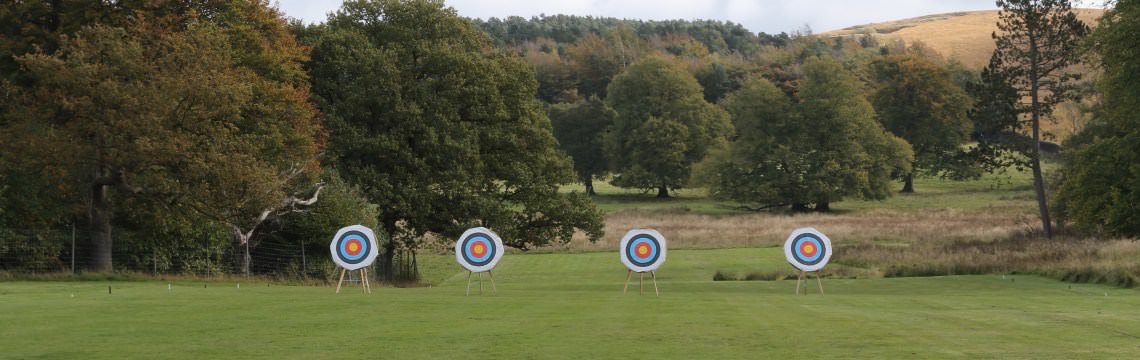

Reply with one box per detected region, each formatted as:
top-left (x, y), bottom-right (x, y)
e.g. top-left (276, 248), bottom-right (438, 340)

top-left (3, 174), bottom-right (1140, 359)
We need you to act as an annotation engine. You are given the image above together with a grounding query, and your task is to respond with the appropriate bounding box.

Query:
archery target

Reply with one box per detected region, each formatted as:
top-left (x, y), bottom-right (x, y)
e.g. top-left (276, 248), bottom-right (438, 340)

top-left (784, 227), bottom-right (832, 272)
top-left (455, 227), bottom-right (504, 273)
top-left (330, 225), bottom-right (379, 271)
top-left (620, 229), bottom-right (666, 272)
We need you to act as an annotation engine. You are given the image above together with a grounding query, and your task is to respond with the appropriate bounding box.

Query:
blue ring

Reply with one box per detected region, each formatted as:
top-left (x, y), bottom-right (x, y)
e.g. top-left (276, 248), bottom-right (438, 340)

top-left (626, 235), bottom-right (660, 267)
top-left (463, 236), bottom-right (493, 263)
top-left (336, 231), bottom-right (371, 264)
top-left (791, 234), bottom-right (826, 266)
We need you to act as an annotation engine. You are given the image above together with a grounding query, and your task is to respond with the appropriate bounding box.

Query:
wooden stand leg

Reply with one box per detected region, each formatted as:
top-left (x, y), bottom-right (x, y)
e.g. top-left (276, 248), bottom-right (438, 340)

top-left (488, 270), bottom-right (497, 293)
top-left (795, 270), bottom-right (804, 295)
top-left (336, 268), bottom-right (346, 294)
top-left (623, 270), bottom-right (633, 293)
top-left (466, 271), bottom-right (473, 296)
top-left (361, 269), bottom-right (371, 294)
top-left (815, 271), bottom-right (824, 296)
top-left (639, 272), bottom-right (644, 295)
top-left (365, 268), bottom-right (373, 294)
top-left (650, 271), bottom-right (659, 297)
top-left (479, 271), bottom-right (484, 295)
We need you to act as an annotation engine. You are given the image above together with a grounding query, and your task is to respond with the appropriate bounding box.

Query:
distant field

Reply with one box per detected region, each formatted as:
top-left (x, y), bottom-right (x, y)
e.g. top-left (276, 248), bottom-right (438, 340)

top-left (822, 9), bottom-right (1104, 68)
top-left (548, 172), bottom-right (1037, 253)
top-left (3, 249), bottom-right (1139, 359)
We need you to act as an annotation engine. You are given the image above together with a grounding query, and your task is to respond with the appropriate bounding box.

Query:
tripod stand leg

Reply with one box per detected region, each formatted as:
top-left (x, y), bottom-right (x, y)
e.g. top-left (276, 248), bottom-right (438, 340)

top-left (623, 270), bottom-right (632, 293)
top-left (466, 271), bottom-right (473, 296)
top-left (336, 268), bottom-right (346, 294)
top-left (651, 271), bottom-right (659, 296)
top-left (488, 270), bottom-right (497, 293)
top-left (640, 272), bottom-right (644, 295)
top-left (815, 272), bottom-right (824, 295)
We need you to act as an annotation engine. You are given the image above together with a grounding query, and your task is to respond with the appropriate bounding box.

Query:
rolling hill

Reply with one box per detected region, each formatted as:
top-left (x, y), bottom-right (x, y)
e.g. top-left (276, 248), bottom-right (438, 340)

top-left (823, 9), bottom-right (1104, 68)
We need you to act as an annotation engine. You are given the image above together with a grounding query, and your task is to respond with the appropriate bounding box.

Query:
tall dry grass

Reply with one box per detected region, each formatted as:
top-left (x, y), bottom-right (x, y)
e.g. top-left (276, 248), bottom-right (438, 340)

top-left (552, 208), bottom-right (1026, 251)
top-left (838, 236), bottom-right (1140, 287)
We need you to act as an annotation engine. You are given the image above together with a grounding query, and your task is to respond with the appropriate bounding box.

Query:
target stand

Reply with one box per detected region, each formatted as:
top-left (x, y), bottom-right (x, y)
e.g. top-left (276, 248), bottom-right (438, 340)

top-left (619, 229), bottom-right (666, 297)
top-left (784, 227), bottom-right (832, 296)
top-left (330, 225), bottom-right (379, 295)
top-left (794, 270), bottom-right (824, 295)
top-left (465, 270), bottom-right (497, 296)
top-left (335, 267), bottom-right (373, 294)
top-left (623, 270), bottom-right (659, 296)
top-left (456, 227), bottom-right (505, 296)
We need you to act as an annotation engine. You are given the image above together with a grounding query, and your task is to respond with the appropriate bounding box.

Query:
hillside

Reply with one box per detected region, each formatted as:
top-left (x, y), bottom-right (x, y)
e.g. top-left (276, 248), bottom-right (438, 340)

top-left (823, 9), bottom-right (1104, 68)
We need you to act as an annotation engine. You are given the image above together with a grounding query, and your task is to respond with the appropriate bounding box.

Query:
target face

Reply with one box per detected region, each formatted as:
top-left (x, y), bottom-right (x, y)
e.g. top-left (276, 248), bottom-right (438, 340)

top-left (784, 227), bottom-right (832, 272)
top-left (455, 227), bottom-right (504, 273)
top-left (330, 225), bottom-right (379, 271)
top-left (619, 229), bottom-right (666, 272)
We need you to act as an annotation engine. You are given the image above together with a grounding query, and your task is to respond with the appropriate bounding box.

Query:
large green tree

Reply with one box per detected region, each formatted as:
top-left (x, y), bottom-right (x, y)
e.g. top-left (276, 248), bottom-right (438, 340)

top-left (990, 0), bottom-right (1088, 238)
top-left (306, 0), bottom-right (603, 279)
top-left (1056, 0), bottom-right (1140, 236)
top-left (870, 55), bottom-right (975, 193)
top-left (605, 56), bottom-right (732, 198)
top-left (713, 60), bottom-right (913, 211)
top-left (0, 2), bottom-right (323, 273)
top-left (549, 97), bottom-right (616, 196)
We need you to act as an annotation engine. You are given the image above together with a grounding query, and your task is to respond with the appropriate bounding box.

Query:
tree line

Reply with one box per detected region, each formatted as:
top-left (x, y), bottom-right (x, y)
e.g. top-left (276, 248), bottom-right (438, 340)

top-left (1, 0), bottom-right (1137, 278)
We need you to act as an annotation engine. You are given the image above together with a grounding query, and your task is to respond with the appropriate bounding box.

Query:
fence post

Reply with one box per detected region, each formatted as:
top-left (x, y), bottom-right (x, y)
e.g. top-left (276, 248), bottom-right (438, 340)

top-left (71, 222), bottom-right (76, 274)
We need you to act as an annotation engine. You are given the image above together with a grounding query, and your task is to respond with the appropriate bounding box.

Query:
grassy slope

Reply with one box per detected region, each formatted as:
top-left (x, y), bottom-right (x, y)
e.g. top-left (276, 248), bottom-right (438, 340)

top-left (822, 9), bottom-right (1105, 68)
top-left (3, 249), bottom-right (1139, 359)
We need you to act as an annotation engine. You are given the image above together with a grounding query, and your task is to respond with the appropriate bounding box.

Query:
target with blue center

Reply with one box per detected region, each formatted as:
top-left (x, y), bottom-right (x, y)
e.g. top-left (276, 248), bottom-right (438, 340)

top-left (620, 229), bottom-right (666, 272)
top-left (455, 227), bottom-right (504, 273)
top-left (784, 227), bottom-right (832, 272)
top-left (330, 225), bottom-right (379, 271)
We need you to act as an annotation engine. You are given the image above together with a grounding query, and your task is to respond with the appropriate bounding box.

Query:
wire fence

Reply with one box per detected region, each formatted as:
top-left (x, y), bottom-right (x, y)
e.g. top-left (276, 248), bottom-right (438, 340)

top-left (0, 227), bottom-right (342, 280)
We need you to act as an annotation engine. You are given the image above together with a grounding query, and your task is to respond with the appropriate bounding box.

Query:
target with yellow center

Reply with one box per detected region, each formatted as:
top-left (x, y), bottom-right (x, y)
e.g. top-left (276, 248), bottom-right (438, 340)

top-left (620, 229), bottom-right (666, 273)
top-left (455, 227), bottom-right (504, 273)
top-left (330, 225), bottom-right (379, 271)
top-left (784, 227), bottom-right (832, 272)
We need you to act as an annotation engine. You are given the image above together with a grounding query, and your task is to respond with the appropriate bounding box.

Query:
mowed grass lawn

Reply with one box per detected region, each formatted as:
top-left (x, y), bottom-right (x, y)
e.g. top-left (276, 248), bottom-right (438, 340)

top-left (4, 248), bottom-right (1139, 359)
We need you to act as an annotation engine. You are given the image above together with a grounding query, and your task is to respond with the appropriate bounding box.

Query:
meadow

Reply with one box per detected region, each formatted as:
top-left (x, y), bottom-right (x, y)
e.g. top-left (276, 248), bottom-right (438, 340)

top-left (5, 172), bottom-right (1140, 359)
top-left (3, 249), bottom-right (1139, 359)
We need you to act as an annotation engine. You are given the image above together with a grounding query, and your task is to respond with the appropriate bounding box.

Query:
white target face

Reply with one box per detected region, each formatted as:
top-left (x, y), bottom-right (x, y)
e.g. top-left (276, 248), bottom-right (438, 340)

top-left (455, 227), bottom-right (505, 273)
top-left (330, 225), bottom-right (379, 271)
top-left (619, 229), bottom-right (667, 272)
top-left (784, 227), bottom-right (832, 272)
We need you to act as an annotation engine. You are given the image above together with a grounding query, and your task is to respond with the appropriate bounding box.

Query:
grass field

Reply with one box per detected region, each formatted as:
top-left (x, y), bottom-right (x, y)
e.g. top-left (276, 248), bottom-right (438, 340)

top-left (3, 248), bottom-right (1139, 359)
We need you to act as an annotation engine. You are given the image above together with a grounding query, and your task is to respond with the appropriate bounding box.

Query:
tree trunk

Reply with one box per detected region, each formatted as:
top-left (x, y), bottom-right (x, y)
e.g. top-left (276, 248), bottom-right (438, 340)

top-left (656, 184), bottom-right (670, 199)
top-left (585, 178), bottom-right (597, 196)
top-left (901, 173), bottom-right (915, 193)
top-left (1028, 35), bottom-right (1053, 239)
top-left (90, 182), bottom-right (113, 272)
top-left (792, 203), bottom-right (810, 212)
top-left (1030, 110), bottom-right (1053, 238)
top-left (232, 229), bottom-right (251, 276)
top-left (815, 202), bottom-right (831, 212)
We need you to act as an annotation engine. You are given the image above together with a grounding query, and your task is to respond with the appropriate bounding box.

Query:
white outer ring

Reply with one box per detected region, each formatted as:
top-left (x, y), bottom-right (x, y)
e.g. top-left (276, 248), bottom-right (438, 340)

top-left (330, 225), bottom-right (379, 271)
top-left (619, 229), bottom-right (667, 272)
top-left (784, 227), bottom-right (832, 272)
top-left (455, 227), bottom-right (505, 273)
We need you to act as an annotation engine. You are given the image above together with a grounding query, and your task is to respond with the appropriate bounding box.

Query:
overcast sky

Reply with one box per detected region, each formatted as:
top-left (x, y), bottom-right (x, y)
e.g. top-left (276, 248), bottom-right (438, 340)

top-left (274, 0), bottom-right (1018, 34)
